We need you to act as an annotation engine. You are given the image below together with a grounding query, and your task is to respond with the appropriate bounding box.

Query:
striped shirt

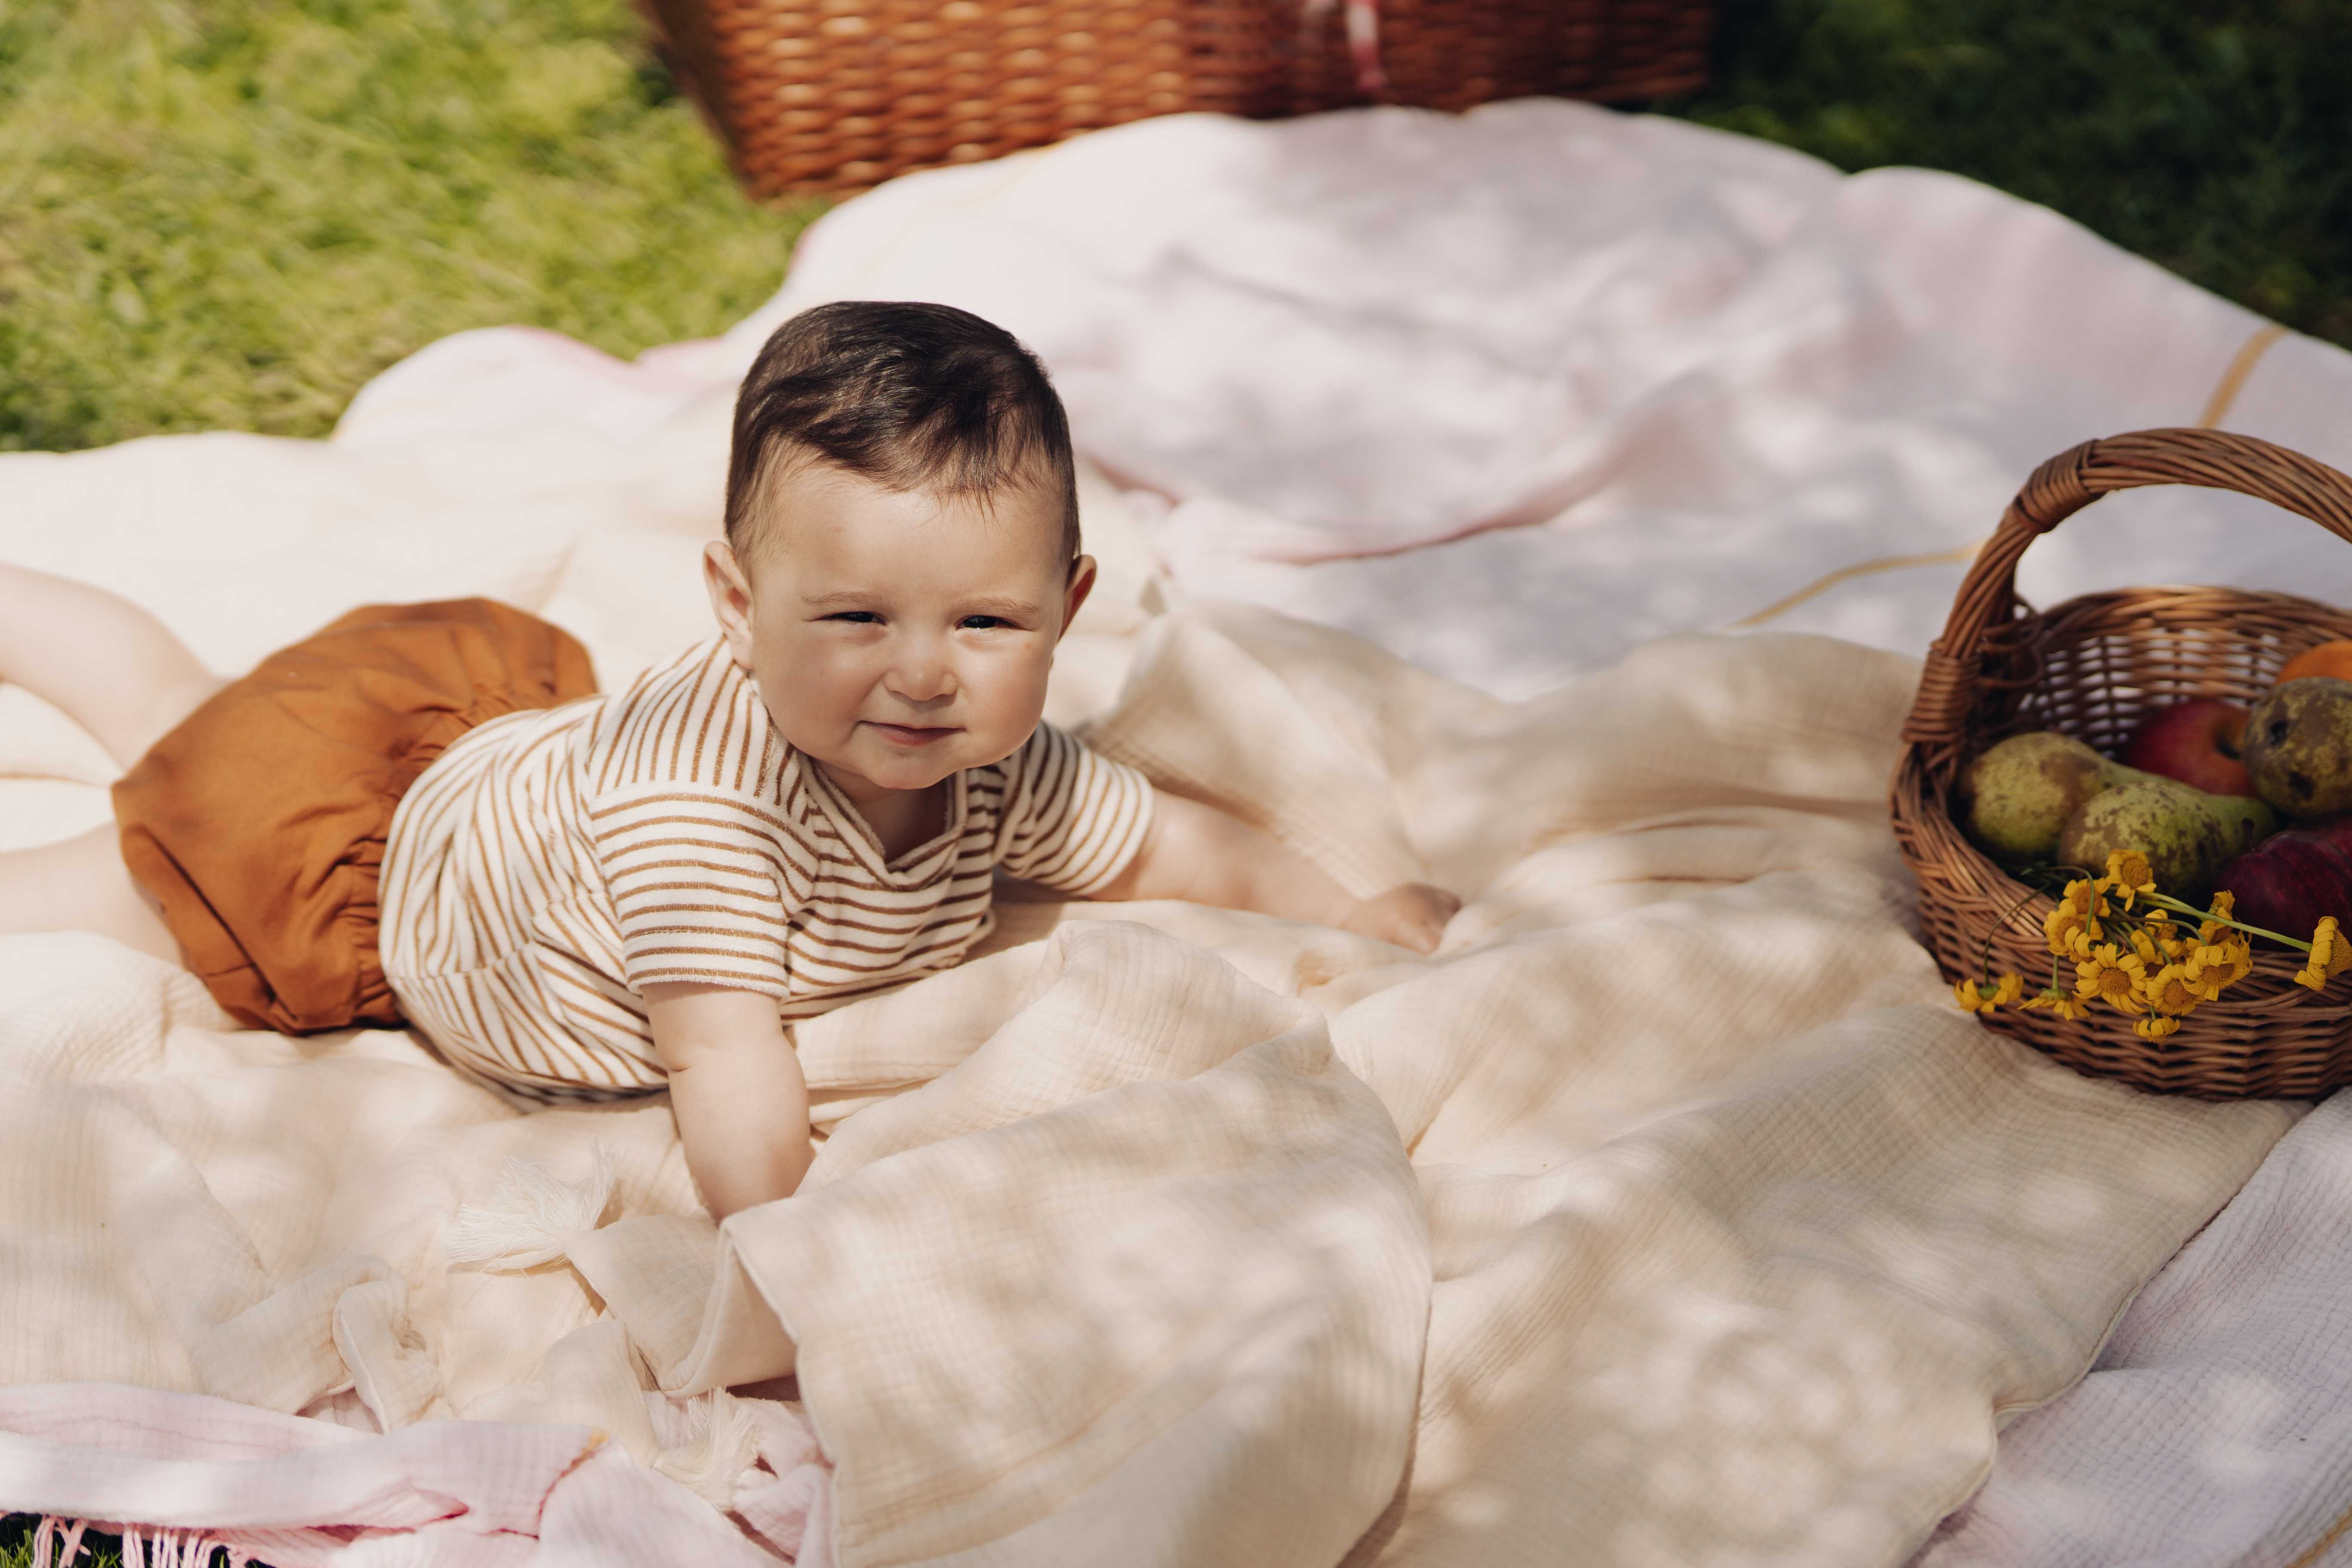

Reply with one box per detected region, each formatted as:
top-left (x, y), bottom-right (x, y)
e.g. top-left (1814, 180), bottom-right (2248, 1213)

top-left (378, 638), bottom-right (1154, 1100)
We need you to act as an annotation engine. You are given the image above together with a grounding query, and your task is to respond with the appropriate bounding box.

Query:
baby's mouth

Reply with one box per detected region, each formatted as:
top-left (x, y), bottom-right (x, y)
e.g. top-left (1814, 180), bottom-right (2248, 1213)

top-left (867, 721), bottom-right (958, 747)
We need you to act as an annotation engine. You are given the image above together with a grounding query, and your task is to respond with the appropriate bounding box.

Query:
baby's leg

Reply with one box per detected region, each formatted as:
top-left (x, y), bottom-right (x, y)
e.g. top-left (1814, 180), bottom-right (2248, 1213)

top-left (0, 564), bottom-right (218, 959)
top-left (0, 562), bottom-right (224, 768)
top-left (0, 827), bottom-right (178, 960)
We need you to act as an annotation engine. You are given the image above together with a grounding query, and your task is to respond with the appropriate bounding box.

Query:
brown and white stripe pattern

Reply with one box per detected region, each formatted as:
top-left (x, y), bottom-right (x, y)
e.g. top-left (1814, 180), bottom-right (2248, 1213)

top-left (378, 638), bottom-right (1153, 1100)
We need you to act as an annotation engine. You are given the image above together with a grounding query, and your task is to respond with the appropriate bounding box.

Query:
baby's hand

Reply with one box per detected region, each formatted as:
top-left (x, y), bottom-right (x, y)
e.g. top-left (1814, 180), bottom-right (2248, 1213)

top-left (1340, 882), bottom-right (1462, 954)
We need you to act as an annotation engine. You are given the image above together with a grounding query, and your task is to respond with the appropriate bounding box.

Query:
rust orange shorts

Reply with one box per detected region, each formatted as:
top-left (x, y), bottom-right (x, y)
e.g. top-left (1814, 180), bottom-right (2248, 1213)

top-left (111, 599), bottom-right (597, 1034)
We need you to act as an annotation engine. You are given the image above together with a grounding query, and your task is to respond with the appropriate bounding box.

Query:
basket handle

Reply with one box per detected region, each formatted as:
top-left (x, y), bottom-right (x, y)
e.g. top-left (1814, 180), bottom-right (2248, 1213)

top-left (1903, 427), bottom-right (2352, 759)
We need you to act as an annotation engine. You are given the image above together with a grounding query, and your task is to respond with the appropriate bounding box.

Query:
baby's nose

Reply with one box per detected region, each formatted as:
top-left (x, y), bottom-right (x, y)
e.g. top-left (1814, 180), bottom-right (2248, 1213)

top-left (889, 661), bottom-right (957, 703)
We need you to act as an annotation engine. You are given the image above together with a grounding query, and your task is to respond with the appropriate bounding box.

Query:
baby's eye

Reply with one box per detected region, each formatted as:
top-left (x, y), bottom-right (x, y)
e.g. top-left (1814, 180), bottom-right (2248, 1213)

top-left (827, 611), bottom-right (882, 624)
top-left (959, 615), bottom-right (1008, 630)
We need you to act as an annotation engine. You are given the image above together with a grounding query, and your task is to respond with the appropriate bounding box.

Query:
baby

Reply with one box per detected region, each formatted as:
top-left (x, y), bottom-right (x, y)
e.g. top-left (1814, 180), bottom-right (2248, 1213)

top-left (0, 301), bottom-right (1457, 1218)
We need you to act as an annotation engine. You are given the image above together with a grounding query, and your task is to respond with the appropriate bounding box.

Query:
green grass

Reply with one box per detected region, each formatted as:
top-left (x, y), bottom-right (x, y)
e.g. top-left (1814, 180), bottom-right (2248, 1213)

top-left (0, 0), bottom-right (822, 452)
top-left (0, 1515), bottom-right (126, 1568)
top-left (1665, 0), bottom-right (2352, 348)
top-left (0, 0), bottom-right (2346, 453)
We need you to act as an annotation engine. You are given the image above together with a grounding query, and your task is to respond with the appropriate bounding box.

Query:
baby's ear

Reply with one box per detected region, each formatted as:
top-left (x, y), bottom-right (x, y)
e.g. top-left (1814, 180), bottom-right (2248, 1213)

top-left (703, 539), bottom-right (758, 667)
top-left (1057, 554), bottom-right (1098, 642)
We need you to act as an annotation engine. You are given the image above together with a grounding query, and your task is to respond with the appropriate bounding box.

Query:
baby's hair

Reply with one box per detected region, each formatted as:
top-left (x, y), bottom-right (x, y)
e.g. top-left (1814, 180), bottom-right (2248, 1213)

top-left (724, 301), bottom-right (1081, 568)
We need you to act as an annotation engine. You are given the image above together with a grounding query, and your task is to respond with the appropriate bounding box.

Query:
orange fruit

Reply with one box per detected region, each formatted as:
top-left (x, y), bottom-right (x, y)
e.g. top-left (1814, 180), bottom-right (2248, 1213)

top-left (2278, 640), bottom-right (2352, 685)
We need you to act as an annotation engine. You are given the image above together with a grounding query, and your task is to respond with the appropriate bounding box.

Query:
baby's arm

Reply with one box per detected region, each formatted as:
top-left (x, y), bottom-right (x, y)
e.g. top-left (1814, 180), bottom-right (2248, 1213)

top-left (643, 982), bottom-right (812, 1222)
top-left (1093, 793), bottom-right (1460, 953)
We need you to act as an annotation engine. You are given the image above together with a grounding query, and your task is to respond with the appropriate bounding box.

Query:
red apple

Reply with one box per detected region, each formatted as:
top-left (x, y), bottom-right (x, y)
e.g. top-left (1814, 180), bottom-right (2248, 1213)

top-left (2217, 829), bottom-right (2352, 945)
top-left (2124, 699), bottom-right (2254, 797)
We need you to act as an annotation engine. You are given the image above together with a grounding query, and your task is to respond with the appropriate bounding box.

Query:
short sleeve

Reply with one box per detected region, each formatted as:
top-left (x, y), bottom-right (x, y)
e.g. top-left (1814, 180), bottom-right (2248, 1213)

top-left (995, 723), bottom-right (1156, 895)
top-left (588, 784), bottom-right (806, 997)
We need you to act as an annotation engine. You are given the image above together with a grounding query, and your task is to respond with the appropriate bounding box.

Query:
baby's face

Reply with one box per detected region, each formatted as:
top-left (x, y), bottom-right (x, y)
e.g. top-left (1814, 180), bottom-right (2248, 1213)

top-left (705, 462), bottom-right (1093, 807)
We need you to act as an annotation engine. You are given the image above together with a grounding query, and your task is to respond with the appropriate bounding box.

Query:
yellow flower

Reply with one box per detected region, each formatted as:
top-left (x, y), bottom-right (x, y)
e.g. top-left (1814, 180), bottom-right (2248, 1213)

top-left (2044, 902), bottom-right (2101, 959)
top-left (2076, 944), bottom-right (2149, 1015)
top-left (2127, 925), bottom-right (2168, 967)
top-left (2135, 1015), bottom-right (2182, 1040)
top-left (2199, 891), bottom-right (2238, 945)
top-left (2184, 949), bottom-right (2229, 1001)
top-left (2061, 878), bottom-right (2106, 920)
top-left (2187, 938), bottom-right (2254, 999)
top-left (2020, 990), bottom-right (2091, 1021)
top-left (2142, 963), bottom-right (2204, 1018)
top-left (2100, 850), bottom-right (2157, 909)
top-left (2143, 912), bottom-right (2188, 961)
top-left (1954, 973), bottom-right (2024, 1013)
top-left (2295, 915), bottom-right (2343, 992)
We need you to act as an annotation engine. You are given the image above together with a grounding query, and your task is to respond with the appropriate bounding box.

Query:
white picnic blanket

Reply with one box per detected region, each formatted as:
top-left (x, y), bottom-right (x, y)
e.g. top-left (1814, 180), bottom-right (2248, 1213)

top-left (5, 99), bottom-right (2352, 1566)
top-left (337, 97), bottom-right (2352, 697)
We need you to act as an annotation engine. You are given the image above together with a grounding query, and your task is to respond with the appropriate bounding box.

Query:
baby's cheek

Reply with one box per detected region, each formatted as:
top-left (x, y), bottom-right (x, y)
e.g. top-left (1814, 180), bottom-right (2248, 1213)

top-left (1009, 647), bottom-right (1060, 708)
top-left (967, 655), bottom-right (1054, 747)
top-left (761, 646), bottom-right (865, 734)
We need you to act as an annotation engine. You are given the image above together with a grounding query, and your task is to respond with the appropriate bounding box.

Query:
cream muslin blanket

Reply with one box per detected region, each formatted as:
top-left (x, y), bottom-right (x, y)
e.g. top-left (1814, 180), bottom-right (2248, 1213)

top-left (1912, 1088), bottom-right (2352, 1568)
top-left (0, 576), bottom-right (2297, 1564)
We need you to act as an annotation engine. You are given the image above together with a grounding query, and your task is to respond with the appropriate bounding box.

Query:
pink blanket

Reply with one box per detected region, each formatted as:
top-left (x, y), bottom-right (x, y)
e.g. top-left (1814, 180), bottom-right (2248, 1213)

top-left (1, 1384), bottom-right (827, 1565)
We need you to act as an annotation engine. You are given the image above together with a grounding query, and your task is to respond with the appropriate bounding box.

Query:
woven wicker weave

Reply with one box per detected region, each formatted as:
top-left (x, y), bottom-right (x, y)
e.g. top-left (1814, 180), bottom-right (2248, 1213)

top-left (637, 0), bottom-right (1719, 197)
top-left (1891, 427), bottom-right (2352, 1099)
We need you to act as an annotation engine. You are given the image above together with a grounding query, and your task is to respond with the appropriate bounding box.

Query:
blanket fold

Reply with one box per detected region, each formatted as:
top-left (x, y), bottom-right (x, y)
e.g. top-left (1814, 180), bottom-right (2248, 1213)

top-left (714, 920), bottom-right (1428, 1568)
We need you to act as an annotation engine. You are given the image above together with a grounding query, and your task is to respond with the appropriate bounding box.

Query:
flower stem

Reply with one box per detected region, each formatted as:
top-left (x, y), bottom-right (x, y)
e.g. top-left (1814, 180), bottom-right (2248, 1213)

top-left (2141, 892), bottom-right (2313, 952)
top-left (1982, 885), bottom-right (2044, 979)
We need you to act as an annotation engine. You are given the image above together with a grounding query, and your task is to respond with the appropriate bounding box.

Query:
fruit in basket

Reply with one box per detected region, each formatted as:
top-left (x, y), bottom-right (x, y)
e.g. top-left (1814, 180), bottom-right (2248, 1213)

top-left (2208, 793), bottom-right (2282, 854)
top-left (1961, 732), bottom-right (2141, 861)
top-left (2057, 780), bottom-right (2278, 904)
top-left (2121, 699), bottom-right (2254, 797)
top-left (2278, 641), bottom-right (2352, 686)
top-left (2217, 829), bottom-right (2352, 945)
top-left (2241, 678), bottom-right (2352, 818)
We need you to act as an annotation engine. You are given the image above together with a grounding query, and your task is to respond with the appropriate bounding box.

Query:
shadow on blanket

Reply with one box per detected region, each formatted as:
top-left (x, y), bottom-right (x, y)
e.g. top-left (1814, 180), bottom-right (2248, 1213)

top-left (0, 605), bottom-right (2297, 1567)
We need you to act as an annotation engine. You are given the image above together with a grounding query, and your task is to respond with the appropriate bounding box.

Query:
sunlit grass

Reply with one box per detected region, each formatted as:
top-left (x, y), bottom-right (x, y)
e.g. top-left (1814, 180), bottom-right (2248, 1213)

top-left (0, 0), bottom-right (822, 452)
top-left (2, 0), bottom-right (2345, 455)
top-left (0, 1516), bottom-right (126, 1567)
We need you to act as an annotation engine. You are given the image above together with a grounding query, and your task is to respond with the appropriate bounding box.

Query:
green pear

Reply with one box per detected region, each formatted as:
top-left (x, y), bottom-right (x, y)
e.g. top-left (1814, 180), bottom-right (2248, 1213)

top-left (2057, 780), bottom-right (2278, 904)
top-left (2208, 793), bottom-right (2283, 859)
top-left (1962, 732), bottom-right (2147, 861)
top-left (2241, 677), bottom-right (2352, 818)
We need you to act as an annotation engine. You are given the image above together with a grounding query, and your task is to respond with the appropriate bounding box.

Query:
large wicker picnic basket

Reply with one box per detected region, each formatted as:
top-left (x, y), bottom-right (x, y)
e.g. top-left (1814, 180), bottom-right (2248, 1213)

top-left (1891, 427), bottom-right (2352, 1100)
top-left (636, 0), bottom-right (1719, 197)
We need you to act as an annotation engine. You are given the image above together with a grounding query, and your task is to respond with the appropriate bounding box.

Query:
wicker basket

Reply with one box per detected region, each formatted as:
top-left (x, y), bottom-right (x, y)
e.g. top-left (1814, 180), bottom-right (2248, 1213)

top-left (637, 0), bottom-right (1720, 197)
top-left (1891, 427), bottom-right (2352, 1100)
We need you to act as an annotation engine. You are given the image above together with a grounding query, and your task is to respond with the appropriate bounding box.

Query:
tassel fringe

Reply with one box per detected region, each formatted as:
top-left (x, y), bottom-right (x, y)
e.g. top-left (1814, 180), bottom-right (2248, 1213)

top-left (26, 1518), bottom-right (249, 1568)
top-left (654, 1389), bottom-right (762, 1511)
top-left (446, 1143), bottom-right (615, 1271)
top-left (30, 1517), bottom-right (87, 1568)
